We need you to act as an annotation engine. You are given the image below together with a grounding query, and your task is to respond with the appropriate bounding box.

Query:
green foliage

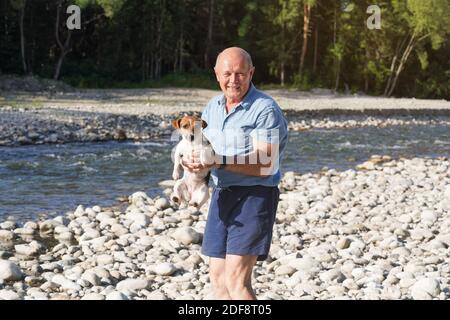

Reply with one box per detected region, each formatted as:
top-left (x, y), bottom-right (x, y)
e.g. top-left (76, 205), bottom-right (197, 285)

top-left (407, 0), bottom-right (450, 49)
top-left (9, 0), bottom-right (25, 11)
top-left (417, 50), bottom-right (429, 70)
top-left (0, 0), bottom-right (449, 98)
top-left (64, 72), bottom-right (217, 89)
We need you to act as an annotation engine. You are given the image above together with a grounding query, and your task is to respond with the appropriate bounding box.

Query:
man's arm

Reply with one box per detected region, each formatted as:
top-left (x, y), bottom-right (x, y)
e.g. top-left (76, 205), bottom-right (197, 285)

top-left (221, 139), bottom-right (279, 177)
top-left (182, 138), bottom-right (279, 177)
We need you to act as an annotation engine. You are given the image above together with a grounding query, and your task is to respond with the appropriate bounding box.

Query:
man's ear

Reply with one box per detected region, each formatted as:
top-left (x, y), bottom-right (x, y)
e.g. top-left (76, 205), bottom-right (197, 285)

top-left (249, 66), bottom-right (255, 80)
top-left (214, 67), bottom-right (220, 82)
top-left (202, 120), bottom-right (208, 129)
top-left (172, 118), bottom-right (182, 129)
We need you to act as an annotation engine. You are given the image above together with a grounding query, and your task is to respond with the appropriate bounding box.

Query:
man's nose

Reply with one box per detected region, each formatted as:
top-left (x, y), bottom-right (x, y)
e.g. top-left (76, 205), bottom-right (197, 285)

top-left (230, 73), bottom-right (238, 83)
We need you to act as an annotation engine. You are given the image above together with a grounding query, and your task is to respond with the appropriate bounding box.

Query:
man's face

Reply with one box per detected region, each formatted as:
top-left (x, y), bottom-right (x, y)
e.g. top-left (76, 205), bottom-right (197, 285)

top-left (214, 55), bottom-right (254, 104)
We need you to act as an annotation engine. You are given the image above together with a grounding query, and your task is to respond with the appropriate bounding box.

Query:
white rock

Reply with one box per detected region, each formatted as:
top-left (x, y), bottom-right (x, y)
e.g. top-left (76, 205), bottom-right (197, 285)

top-left (336, 238), bottom-right (351, 250)
top-left (125, 211), bottom-right (150, 227)
top-left (0, 230), bottom-right (14, 241)
top-left (116, 279), bottom-right (150, 292)
top-left (320, 269), bottom-right (345, 283)
top-left (79, 228), bottom-right (101, 241)
top-left (275, 265), bottom-right (296, 276)
top-left (411, 278), bottom-right (441, 300)
top-left (105, 291), bottom-right (129, 300)
top-left (145, 291), bottom-right (167, 300)
top-left (81, 271), bottom-right (101, 286)
top-left (288, 257), bottom-right (320, 273)
top-left (154, 198), bottom-right (170, 210)
top-left (154, 263), bottom-right (177, 276)
top-left (81, 293), bottom-right (105, 300)
top-left (172, 227), bottom-right (202, 245)
top-left (0, 289), bottom-right (20, 300)
top-left (421, 210), bottom-right (437, 224)
top-left (51, 275), bottom-right (81, 291)
top-left (14, 244), bottom-right (39, 256)
top-left (0, 260), bottom-right (23, 281)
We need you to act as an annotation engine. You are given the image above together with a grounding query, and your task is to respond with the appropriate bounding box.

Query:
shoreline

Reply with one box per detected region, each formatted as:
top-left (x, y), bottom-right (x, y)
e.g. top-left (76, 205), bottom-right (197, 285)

top-left (0, 106), bottom-right (449, 147)
top-left (1, 88), bottom-right (449, 147)
top-left (1, 155), bottom-right (449, 300)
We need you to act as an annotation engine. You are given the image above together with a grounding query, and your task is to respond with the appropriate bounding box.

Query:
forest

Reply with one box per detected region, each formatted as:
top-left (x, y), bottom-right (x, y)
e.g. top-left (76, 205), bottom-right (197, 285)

top-left (1, 0), bottom-right (449, 98)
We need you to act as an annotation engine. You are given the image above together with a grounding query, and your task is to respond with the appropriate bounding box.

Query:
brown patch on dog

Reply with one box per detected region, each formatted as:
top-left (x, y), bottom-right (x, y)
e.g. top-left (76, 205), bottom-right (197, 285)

top-left (172, 115), bottom-right (208, 134)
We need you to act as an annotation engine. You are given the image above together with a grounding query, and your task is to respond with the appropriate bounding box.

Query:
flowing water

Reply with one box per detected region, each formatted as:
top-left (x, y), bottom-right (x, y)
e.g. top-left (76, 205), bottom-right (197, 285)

top-left (0, 124), bottom-right (448, 222)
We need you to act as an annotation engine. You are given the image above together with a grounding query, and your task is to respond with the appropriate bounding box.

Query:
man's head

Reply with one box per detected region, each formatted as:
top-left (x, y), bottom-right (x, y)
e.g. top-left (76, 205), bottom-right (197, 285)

top-left (214, 47), bottom-right (255, 104)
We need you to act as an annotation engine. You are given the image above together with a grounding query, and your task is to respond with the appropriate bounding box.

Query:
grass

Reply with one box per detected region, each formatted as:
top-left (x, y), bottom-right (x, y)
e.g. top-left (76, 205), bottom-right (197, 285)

top-left (1, 99), bottom-right (44, 109)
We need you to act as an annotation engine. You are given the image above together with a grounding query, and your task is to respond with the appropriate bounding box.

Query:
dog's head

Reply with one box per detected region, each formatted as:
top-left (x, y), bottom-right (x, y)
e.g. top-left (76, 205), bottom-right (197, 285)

top-left (172, 115), bottom-right (207, 142)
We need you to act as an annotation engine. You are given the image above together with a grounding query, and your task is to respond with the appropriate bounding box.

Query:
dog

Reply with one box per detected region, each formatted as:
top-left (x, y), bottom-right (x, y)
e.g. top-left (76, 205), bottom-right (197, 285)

top-left (171, 115), bottom-right (215, 209)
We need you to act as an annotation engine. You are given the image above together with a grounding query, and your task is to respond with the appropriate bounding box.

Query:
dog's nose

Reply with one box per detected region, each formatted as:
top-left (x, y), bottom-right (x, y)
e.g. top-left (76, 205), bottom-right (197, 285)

top-left (190, 134), bottom-right (194, 141)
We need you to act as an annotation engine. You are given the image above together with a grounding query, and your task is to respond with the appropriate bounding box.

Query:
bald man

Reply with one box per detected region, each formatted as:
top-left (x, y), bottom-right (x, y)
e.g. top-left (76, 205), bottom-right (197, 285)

top-left (182, 47), bottom-right (288, 300)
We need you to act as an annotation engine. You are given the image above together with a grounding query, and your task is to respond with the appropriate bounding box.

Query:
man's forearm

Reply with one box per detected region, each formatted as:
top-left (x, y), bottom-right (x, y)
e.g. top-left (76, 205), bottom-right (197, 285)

top-left (219, 153), bottom-right (274, 177)
top-left (222, 162), bottom-right (271, 177)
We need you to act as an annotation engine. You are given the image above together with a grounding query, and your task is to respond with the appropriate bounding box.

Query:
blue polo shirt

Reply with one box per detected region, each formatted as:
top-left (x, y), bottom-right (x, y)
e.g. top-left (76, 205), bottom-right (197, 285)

top-left (201, 83), bottom-right (288, 187)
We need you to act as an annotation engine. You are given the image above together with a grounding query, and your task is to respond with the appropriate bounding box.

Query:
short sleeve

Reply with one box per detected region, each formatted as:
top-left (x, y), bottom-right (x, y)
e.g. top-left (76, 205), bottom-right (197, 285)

top-left (201, 104), bottom-right (209, 123)
top-left (250, 105), bottom-right (286, 145)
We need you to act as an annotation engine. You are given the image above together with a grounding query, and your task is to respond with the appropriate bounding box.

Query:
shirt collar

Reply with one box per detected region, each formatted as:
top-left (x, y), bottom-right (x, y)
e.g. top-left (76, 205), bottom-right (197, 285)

top-left (217, 83), bottom-right (256, 110)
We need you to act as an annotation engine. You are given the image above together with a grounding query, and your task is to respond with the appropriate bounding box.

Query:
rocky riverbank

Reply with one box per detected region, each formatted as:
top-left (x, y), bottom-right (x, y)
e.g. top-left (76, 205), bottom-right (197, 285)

top-left (1, 105), bottom-right (449, 147)
top-left (1, 156), bottom-right (449, 300)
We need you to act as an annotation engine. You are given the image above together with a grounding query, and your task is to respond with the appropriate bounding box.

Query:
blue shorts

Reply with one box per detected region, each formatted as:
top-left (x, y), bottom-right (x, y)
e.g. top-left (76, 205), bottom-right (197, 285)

top-left (201, 185), bottom-right (280, 261)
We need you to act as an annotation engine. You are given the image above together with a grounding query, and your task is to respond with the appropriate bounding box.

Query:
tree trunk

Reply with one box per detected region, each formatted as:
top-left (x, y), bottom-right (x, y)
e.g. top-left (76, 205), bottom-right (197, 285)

top-left (154, 0), bottom-right (164, 79)
top-left (19, 0), bottom-right (27, 74)
top-left (204, 0), bottom-right (214, 69)
top-left (179, 25), bottom-right (183, 73)
top-left (387, 32), bottom-right (416, 97)
top-left (383, 54), bottom-right (398, 96)
top-left (383, 36), bottom-right (406, 96)
top-left (334, 61), bottom-right (340, 91)
top-left (299, 4), bottom-right (311, 76)
top-left (313, 22), bottom-right (318, 75)
top-left (364, 45), bottom-right (369, 92)
top-left (333, 6), bottom-right (338, 91)
top-left (54, 1), bottom-right (72, 80)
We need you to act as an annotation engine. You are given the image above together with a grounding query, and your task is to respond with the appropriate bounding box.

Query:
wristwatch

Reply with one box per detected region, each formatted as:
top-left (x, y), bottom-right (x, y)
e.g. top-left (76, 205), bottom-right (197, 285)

top-left (219, 155), bottom-right (227, 169)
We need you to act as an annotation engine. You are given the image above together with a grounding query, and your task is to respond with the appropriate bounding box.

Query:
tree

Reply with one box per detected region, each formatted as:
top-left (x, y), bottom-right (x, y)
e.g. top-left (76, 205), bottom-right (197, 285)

top-left (54, 0), bottom-right (124, 80)
top-left (10, 0), bottom-right (28, 74)
top-left (384, 0), bottom-right (450, 96)
top-left (299, 0), bottom-right (316, 77)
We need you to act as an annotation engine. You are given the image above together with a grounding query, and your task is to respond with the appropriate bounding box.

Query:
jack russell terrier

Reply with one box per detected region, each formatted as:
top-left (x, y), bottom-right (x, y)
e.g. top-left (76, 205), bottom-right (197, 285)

top-left (171, 115), bottom-right (215, 209)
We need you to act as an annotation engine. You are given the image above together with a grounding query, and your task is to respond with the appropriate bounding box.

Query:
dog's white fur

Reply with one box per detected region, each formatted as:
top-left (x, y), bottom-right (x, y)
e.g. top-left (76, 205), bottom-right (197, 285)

top-left (171, 116), bottom-right (215, 209)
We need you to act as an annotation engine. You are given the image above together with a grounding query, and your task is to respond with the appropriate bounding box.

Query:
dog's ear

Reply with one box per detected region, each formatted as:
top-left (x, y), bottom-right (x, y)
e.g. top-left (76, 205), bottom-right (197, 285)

top-left (172, 118), bottom-right (182, 129)
top-left (202, 120), bottom-right (208, 129)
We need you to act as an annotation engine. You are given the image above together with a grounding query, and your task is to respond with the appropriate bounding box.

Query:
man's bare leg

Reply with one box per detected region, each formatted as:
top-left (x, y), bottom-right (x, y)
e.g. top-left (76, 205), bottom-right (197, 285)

top-left (209, 257), bottom-right (231, 299)
top-left (224, 254), bottom-right (258, 300)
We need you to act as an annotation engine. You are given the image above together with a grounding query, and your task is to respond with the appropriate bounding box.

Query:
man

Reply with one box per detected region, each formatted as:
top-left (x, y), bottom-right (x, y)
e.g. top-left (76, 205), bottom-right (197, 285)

top-left (182, 47), bottom-right (288, 300)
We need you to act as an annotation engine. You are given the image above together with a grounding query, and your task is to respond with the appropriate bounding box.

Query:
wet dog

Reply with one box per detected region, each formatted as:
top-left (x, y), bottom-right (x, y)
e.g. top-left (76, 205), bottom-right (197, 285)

top-left (171, 115), bottom-right (214, 209)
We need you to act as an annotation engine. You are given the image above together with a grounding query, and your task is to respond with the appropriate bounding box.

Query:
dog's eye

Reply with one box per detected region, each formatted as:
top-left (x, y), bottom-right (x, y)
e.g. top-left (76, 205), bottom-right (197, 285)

top-left (182, 124), bottom-right (189, 129)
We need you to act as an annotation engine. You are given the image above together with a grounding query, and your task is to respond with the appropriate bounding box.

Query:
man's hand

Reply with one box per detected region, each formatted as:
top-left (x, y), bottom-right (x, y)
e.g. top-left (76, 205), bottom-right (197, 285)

top-left (181, 150), bottom-right (219, 173)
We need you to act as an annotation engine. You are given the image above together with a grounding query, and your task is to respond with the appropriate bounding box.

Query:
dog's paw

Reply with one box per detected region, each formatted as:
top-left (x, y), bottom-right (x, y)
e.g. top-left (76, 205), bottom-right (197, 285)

top-left (171, 195), bottom-right (180, 203)
top-left (188, 201), bottom-right (200, 208)
top-left (172, 172), bottom-right (181, 180)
